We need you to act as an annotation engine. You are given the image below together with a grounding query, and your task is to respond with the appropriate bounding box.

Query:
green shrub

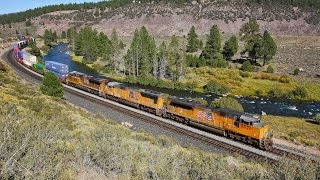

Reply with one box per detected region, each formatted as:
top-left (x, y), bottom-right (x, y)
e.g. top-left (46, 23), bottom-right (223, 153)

top-left (157, 79), bottom-right (174, 89)
top-left (210, 97), bottom-right (244, 112)
top-left (194, 98), bottom-right (208, 106)
top-left (292, 86), bottom-right (308, 98)
top-left (266, 65), bottom-right (274, 73)
top-left (40, 72), bottom-right (64, 98)
top-left (293, 68), bottom-right (300, 75)
top-left (240, 71), bottom-right (250, 78)
top-left (174, 82), bottom-right (187, 90)
top-left (138, 76), bottom-right (157, 86)
top-left (124, 75), bottom-right (137, 84)
top-left (255, 89), bottom-right (263, 96)
top-left (185, 81), bottom-right (198, 90)
top-left (204, 80), bottom-right (230, 95)
top-left (241, 60), bottom-right (253, 72)
top-left (268, 88), bottom-right (285, 98)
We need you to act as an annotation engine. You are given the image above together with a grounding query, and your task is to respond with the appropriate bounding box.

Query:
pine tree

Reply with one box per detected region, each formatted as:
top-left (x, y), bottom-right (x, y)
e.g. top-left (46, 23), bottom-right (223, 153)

top-left (110, 29), bottom-right (121, 72)
top-left (61, 31), bottom-right (66, 39)
top-left (240, 19), bottom-right (263, 63)
top-left (260, 30), bottom-right (277, 66)
top-left (186, 26), bottom-right (199, 53)
top-left (200, 25), bottom-right (228, 67)
top-left (40, 72), bottom-right (64, 98)
top-left (201, 25), bottom-right (223, 65)
top-left (222, 35), bottom-right (238, 60)
top-left (167, 35), bottom-right (185, 81)
top-left (202, 25), bottom-right (222, 59)
top-left (156, 41), bottom-right (168, 79)
top-left (124, 27), bottom-right (156, 77)
top-left (239, 19), bottom-right (260, 41)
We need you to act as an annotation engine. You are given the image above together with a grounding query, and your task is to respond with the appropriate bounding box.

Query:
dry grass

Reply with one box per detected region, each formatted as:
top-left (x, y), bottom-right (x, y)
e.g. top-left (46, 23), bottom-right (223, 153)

top-left (262, 115), bottom-right (320, 148)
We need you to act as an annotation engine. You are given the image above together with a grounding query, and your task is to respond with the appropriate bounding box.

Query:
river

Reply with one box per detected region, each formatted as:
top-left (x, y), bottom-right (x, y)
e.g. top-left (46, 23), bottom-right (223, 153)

top-left (43, 43), bottom-right (320, 118)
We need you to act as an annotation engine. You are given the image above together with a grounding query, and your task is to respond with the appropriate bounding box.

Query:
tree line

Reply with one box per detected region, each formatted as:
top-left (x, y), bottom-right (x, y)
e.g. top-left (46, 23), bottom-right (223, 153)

top-left (63, 20), bottom-right (276, 82)
top-left (1, 0), bottom-right (319, 25)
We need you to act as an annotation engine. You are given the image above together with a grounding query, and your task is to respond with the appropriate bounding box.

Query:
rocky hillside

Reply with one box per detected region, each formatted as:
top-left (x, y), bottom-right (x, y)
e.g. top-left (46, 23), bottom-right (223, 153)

top-left (1, 1), bottom-right (320, 37)
top-left (28, 1), bottom-right (320, 37)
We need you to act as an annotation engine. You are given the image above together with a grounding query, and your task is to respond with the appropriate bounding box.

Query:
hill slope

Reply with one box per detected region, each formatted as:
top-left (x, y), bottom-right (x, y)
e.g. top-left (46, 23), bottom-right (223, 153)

top-left (1, 1), bottom-right (320, 37)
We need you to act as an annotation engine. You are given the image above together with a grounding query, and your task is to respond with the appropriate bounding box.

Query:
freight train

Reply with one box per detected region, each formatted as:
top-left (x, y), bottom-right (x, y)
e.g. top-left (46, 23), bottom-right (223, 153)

top-left (12, 40), bottom-right (273, 150)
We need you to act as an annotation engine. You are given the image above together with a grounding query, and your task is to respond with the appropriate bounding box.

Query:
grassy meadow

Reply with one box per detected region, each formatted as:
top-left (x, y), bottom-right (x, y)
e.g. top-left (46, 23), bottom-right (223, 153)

top-left (1, 58), bottom-right (319, 179)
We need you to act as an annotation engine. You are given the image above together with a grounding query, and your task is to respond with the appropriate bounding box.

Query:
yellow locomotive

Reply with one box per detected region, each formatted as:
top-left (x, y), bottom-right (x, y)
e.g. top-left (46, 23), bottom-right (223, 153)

top-left (65, 72), bottom-right (273, 150)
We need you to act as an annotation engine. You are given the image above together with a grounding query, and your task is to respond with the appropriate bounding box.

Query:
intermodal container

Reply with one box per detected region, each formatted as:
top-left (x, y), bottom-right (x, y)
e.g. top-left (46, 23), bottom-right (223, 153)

top-left (18, 51), bottom-right (24, 59)
top-left (22, 52), bottom-right (37, 67)
top-left (45, 61), bottom-right (69, 74)
top-left (14, 48), bottom-right (19, 55)
top-left (32, 63), bottom-right (45, 70)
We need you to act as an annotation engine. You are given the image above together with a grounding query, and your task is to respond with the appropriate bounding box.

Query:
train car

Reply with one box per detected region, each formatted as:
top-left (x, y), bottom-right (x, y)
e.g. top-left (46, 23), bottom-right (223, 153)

top-left (66, 71), bottom-right (107, 96)
top-left (45, 61), bottom-right (69, 74)
top-left (165, 97), bottom-right (273, 150)
top-left (135, 89), bottom-right (166, 115)
top-left (215, 109), bottom-right (273, 149)
top-left (104, 82), bottom-right (136, 106)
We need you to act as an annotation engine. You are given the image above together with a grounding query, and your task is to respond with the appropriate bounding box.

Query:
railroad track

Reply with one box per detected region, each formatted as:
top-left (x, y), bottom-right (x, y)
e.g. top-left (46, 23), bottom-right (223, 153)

top-left (4, 49), bottom-right (316, 163)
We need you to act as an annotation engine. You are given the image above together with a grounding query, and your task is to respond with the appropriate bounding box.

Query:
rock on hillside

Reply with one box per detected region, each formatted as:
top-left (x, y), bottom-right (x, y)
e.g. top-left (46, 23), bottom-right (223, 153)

top-left (29, 1), bottom-right (320, 36)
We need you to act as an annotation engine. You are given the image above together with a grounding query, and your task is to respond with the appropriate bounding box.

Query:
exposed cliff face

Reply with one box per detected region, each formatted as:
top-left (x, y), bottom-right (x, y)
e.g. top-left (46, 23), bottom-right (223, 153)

top-left (31, 1), bottom-right (320, 36)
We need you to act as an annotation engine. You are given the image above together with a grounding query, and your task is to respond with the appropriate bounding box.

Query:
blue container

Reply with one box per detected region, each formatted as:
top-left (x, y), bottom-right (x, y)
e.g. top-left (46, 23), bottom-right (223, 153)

top-left (18, 51), bottom-right (24, 59)
top-left (45, 61), bottom-right (69, 74)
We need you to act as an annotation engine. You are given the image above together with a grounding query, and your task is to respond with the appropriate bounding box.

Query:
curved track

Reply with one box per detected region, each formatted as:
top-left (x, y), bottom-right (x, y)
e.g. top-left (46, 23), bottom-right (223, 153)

top-left (3, 49), bottom-right (316, 163)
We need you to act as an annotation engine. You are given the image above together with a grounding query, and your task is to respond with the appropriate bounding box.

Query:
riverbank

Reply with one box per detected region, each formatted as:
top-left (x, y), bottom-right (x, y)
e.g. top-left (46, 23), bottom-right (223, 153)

top-left (99, 66), bottom-right (320, 102)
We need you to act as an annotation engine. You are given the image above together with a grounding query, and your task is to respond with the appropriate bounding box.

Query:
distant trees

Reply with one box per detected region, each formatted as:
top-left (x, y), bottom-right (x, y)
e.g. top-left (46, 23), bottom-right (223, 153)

top-left (239, 19), bottom-right (277, 66)
top-left (74, 26), bottom-right (112, 62)
top-left (125, 26), bottom-right (156, 77)
top-left (40, 72), bottom-right (64, 98)
top-left (43, 29), bottom-right (58, 47)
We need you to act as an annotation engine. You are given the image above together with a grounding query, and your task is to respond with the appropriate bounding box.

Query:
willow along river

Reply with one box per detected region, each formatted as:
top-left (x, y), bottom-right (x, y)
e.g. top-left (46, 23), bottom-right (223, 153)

top-left (44, 43), bottom-right (320, 118)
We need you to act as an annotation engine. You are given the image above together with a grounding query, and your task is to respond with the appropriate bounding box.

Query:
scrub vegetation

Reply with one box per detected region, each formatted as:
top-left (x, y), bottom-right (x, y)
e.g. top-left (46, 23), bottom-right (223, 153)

top-left (1, 59), bottom-right (320, 179)
top-left (262, 115), bottom-right (320, 148)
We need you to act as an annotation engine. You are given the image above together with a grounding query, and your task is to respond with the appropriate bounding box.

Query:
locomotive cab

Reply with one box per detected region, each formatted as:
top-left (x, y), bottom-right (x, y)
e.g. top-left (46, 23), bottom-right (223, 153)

top-left (238, 114), bottom-right (273, 150)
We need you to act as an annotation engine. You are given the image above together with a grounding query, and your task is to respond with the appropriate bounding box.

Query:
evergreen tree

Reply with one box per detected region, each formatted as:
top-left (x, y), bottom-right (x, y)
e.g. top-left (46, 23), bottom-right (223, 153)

top-left (124, 27), bottom-right (156, 77)
top-left (167, 35), bottom-right (185, 81)
top-left (201, 25), bottom-right (222, 60)
top-left (110, 29), bottom-right (121, 72)
top-left (28, 41), bottom-right (41, 57)
top-left (260, 30), bottom-right (277, 66)
top-left (201, 25), bottom-right (227, 67)
top-left (222, 35), bottom-right (238, 60)
top-left (239, 19), bottom-right (260, 41)
top-left (61, 31), bottom-right (66, 39)
top-left (40, 72), bottom-right (64, 98)
top-left (244, 34), bottom-right (263, 62)
top-left (186, 26), bottom-right (200, 53)
top-left (155, 41), bottom-right (168, 79)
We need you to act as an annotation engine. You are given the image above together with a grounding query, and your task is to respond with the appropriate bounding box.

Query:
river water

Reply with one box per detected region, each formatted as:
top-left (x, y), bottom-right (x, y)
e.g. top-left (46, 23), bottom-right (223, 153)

top-left (43, 43), bottom-right (320, 118)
